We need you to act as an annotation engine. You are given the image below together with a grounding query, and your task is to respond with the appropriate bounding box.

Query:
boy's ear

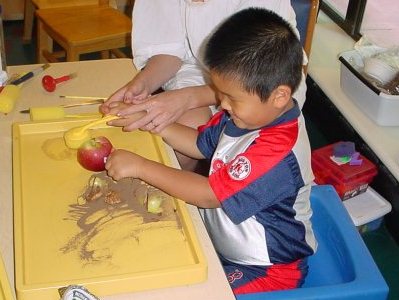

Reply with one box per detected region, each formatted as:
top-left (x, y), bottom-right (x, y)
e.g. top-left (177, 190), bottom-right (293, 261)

top-left (270, 85), bottom-right (292, 108)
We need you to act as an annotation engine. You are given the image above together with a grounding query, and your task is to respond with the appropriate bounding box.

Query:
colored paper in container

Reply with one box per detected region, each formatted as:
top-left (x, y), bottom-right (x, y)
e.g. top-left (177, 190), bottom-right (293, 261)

top-left (333, 141), bottom-right (355, 157)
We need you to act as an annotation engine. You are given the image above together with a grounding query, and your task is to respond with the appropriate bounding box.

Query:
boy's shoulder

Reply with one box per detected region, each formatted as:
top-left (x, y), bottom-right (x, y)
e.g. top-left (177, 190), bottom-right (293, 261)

top-left (198, 110), bottom-right (228, 133)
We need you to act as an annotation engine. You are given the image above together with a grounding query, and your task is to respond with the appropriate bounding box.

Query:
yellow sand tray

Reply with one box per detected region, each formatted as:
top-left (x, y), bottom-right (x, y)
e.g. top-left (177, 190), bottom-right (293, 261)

top-left (12, 118), bottom-right (207, 300)
top-left (0, 255), bottom-right (14, 300)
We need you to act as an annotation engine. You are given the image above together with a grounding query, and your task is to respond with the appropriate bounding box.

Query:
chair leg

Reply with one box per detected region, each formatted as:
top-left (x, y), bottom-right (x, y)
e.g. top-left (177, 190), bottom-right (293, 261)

top-left (101, 50), bottom-right (110, 59)
top-left (42, 50), bottom-right (60, 63)
top-left (22, 0), bottom-right (35, 43)
top-left (37, 20), bottom-right (53, 63)
top-left (110, 49), bottom-right (127, 58)
top-left (66, 48), bottom-right (80, 62)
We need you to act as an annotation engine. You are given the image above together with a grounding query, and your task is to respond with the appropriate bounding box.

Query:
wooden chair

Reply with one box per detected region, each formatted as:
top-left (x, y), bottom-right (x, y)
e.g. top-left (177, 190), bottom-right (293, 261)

top-left (292, 0), bottom-right (320, 73)
top-left (23, 0), bottom-right (118, 43)
top-left (35, 0), bottom-right (132, 62)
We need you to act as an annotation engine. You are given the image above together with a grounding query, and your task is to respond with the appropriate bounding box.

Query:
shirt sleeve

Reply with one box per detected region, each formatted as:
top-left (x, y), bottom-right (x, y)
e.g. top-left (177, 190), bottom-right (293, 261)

top-left (196, 111), bottom-right (227, 159)
top-left (132, 0), bottom-right (187, 70)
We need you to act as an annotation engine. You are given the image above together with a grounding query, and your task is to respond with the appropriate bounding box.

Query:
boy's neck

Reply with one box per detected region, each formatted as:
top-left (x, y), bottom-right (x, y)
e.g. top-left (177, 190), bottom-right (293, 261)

top-left (275, 97), bottom-right (295, 120)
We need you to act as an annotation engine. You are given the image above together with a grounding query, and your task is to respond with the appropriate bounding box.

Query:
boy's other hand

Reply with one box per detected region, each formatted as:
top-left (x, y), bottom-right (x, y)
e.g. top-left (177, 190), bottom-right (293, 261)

top-left (105, 149), bottom-right (145, 181)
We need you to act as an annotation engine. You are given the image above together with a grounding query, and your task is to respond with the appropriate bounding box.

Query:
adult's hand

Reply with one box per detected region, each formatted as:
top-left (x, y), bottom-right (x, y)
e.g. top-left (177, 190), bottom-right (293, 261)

top-left (118, 88), bottom-right (192, 133)
top-left (100, 54), bottom-right (183, 115)
top-left (108, 85), bottom-right (216, 132)
top-left (100, 77), bottom-right (150, 115)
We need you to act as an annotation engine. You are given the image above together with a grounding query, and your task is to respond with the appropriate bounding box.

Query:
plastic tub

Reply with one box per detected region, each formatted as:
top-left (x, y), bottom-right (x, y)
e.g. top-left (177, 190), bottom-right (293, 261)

top-left (339, 50), bottom-right (399, 126)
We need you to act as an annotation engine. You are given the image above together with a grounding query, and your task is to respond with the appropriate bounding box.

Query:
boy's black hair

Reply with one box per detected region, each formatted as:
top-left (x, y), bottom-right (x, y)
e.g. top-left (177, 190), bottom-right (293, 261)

top-left (204, 8), bottom-right (303, 102)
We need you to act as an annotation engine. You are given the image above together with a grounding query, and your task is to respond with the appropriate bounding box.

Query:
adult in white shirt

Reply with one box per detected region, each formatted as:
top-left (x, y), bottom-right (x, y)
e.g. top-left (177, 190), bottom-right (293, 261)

top-left (101, 0), bottom-right (307, 170)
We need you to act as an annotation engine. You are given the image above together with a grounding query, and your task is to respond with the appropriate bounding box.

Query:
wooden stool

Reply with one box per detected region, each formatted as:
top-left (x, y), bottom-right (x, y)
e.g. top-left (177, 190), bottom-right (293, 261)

top-left (35, 0), bottom-right (132, 62)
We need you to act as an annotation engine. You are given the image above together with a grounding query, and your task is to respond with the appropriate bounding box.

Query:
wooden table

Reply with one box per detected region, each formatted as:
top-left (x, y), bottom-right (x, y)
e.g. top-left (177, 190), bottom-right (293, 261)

top-left (0, 58), bottom-right (235, 300)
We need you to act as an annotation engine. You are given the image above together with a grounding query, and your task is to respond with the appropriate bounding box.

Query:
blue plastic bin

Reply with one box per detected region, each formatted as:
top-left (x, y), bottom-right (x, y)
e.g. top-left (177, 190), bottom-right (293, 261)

top-left (236, 185), bottom-right (389, 300)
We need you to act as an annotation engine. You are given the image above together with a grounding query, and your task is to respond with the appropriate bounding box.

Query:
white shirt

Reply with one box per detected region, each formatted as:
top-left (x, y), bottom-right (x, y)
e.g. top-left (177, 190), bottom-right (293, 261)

top-left (132, 0), bottom-right (307, 107)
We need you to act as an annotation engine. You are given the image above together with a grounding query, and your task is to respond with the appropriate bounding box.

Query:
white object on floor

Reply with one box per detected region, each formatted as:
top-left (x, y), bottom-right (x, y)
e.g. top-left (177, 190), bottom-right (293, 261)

top-left (343, 186), bottom-right (392, 227)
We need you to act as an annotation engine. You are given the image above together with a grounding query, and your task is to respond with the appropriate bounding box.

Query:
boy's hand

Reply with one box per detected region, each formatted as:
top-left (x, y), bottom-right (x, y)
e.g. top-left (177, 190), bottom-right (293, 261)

top-left (105, 102), bottom-right (147, 130)
top-left (105, 149), bottom-right (145, 181)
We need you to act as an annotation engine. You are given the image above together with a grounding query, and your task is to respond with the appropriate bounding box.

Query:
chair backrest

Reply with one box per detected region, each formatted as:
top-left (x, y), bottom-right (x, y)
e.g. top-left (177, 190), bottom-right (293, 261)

top-left (32, 0), bottom-right (117, 8)
top-left (292, 0), bottom-right (319, 59)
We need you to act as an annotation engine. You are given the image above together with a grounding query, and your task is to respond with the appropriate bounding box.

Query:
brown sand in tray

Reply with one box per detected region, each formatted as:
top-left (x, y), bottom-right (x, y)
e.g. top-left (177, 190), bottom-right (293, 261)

top-left (60, 172), bottom-right (182, 264)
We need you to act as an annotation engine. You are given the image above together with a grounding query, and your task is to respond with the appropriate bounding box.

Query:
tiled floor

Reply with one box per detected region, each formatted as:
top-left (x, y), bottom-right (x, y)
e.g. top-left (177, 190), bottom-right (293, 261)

top-left (3, 20), bottom-right (36, 66)
top-left (4, 19), bottom-right (399, 300)
top-left (363, 226), bottom-right (399, 299)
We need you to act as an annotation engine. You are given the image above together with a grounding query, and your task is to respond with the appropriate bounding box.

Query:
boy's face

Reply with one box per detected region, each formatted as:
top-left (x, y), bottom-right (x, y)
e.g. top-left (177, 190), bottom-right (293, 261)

top-left (210, 72), bottom-right (293, 130)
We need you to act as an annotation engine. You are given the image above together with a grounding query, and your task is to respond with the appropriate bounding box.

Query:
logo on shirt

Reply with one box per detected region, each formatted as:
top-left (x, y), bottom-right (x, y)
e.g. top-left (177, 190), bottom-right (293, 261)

top-left (227, 269), bottom-right (243, 284)
top-left (228, 156), bottom-right (251, 180)
top-left (211, 159), bottom-right (224, 173)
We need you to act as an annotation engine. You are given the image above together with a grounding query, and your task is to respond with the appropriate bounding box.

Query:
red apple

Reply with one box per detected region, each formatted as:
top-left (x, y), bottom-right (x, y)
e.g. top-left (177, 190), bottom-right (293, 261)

top-left (77, 136), bottom-right (113, 172)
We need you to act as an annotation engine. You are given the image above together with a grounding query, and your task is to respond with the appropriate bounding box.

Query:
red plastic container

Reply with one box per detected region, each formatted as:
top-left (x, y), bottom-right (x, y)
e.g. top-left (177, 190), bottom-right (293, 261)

top-left (311, 143), bottom-right (378, 200)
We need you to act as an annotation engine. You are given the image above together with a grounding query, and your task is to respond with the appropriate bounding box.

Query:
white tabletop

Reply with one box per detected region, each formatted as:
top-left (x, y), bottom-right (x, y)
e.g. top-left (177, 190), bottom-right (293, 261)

top-left (308, 11), bottom-right (399, 182)
top-left (0, 59), bottom-right (235, 300)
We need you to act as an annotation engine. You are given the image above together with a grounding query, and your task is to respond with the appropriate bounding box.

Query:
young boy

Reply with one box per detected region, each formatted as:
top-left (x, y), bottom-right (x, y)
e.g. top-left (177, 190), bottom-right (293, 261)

top-left (101, 0), bottom-right (307, 171)
top-left (105, 8), bottom-right (316, 295)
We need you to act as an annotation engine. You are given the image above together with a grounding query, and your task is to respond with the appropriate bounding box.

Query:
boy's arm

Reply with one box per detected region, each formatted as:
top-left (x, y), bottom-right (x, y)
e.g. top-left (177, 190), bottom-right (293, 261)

top-left (105, 149), bottom-right (220, 208)
top-left (158, 122), bottom-right (205, 159)
top-left (140, 158), bottom-right (219, 208)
